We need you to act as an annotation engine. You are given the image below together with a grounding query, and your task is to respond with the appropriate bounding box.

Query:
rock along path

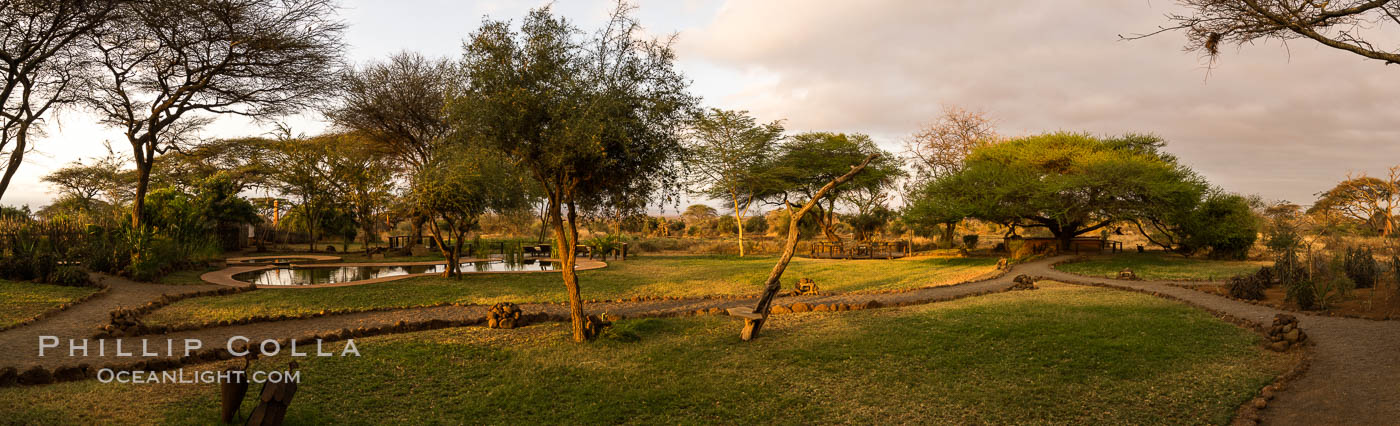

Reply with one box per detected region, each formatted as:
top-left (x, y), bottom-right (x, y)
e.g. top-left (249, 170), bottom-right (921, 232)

top-left (1, 256), bottom-right (1397, 425)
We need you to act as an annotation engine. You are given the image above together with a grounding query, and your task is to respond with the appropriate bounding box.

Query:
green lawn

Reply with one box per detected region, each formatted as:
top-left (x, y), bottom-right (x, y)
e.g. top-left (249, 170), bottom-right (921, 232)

top-left (145, 255), bottom-right (999, 327)
top-left (1056, 252), bottom-right (1270, 281)
top-left (0, 284), bottom-right (1289, 424)
top-left (0, 280), bottom-right (100, 328)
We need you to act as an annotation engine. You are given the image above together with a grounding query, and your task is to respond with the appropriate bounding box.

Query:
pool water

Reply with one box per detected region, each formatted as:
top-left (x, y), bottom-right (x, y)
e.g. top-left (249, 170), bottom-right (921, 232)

top-left (234, 257), bottom-right (318, 265)
top-left (234, 260), bottom-right (558, 286)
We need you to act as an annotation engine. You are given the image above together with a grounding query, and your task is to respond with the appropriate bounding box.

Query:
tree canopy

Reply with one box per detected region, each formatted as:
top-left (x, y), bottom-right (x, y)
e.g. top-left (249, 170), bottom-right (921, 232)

top-left (765, 132), bottom-right (901, 243)
top-left (932, 132), bottom-right (1206, 248)
top-left (1145, 0), bottom-right (1400, 67)
top-left (684, 108), bottom-right (783, 256)
top-left (453, 3), bottom-right (696, 342)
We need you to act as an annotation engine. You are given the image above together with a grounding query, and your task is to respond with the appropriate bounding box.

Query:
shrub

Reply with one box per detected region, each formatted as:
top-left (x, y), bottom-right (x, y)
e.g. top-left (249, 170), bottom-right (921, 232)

top-left (1254, 266), bottom-right (1275, 288)
top-left (1226, 274), bottom-right (1266, 300)
top-left (1343, 246), bottom-right (1379, 289)
top-left (1287, 279), bottom-right (1317, 310)
top-left (962, 234), bottom-right (980, 249)
top-left (48, 266), bottom-right (91, 286)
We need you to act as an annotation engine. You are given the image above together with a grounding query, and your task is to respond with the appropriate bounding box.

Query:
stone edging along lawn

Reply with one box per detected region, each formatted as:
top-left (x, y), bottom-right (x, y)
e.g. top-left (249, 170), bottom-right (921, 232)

top-left (0, 259), bottom-right (1317, 426)
top-left (1162, 282), bottom-right (1400, 323)
top-left (7, 274), bottom-right (1039, 388)
top-left (111, 258), bottom-right (1008, 337)
top-left (1049, 256), bottom-right (1264, 282)
top-left (1029, 274), bottom-right (1314, 423)
top-left (0, 283), bottom-right (111, 333)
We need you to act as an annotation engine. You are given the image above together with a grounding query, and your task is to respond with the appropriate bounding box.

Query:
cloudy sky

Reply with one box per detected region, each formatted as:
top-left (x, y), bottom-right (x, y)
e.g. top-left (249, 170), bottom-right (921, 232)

top-left (7, 0), bottom-right (1400, 209)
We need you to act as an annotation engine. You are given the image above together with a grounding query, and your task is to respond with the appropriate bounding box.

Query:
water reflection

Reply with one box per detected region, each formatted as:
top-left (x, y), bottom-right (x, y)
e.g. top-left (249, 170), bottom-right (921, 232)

top-left (234, 260), bottom-right (558, 286)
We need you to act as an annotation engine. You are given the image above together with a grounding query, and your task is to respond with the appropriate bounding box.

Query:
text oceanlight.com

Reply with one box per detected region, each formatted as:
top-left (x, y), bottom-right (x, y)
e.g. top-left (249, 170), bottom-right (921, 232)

top-left (97, 368), bottom-right (301, 384)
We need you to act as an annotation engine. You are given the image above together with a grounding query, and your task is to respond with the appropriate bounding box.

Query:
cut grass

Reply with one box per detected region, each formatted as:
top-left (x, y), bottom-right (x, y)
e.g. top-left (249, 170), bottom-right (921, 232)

top-left (0, 284), bottom-right (1290, 424)
top-left (0, 280), bottom-right (100, 328)
top-left (145, 255), bottom-right (999, 327)
top-left (1056, 252), bottom-right (1270, 281)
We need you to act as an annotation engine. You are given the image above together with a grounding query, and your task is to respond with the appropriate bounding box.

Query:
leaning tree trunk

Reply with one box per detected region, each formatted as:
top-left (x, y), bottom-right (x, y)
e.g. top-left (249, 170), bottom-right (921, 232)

top-left (0, 123), bottom-right (29, 201)
top-left (746, 154), bottom-right (879, 339)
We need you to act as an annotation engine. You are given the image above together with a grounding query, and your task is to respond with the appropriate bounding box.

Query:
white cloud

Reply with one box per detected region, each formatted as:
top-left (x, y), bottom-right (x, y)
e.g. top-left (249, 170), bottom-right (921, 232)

top-left (678, 0), bottom-right (1400, 205)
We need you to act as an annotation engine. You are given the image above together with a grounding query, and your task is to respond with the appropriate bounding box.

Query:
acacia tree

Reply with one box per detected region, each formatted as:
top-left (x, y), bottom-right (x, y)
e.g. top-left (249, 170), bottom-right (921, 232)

top-left (1143, 0), bottom-right (1400, 66)
top-left (83, 0), bottom-right (343, 229)
top-left (0, 0), bottom-right (118, 201)
top-left (267, 135), bottom-right (334, 252)
top-left (326, 133), bottom-right (396, 254)
top-left (152, 137), bottom-right (273, 194)
top-left (411, 148), bottom-right (529, 277)
top-left (42, 146), bottom-right (132, 216)
top-left (901, 106), bottom-right (998, 246)
top-left (684, 108), bottom-right (783, 256)
top-left (1310, 167), bottom-right (1400, 236)
top-left (327, 51), bottom-right (459, 244)
top-left (744, 154), bottom-right (878, 340)
top-left (940, 132), bottom-right (1206, 250)
top-left (767, 132), bottom-right (901, 244)
top-left (455, 3), bottom-right (695, 342)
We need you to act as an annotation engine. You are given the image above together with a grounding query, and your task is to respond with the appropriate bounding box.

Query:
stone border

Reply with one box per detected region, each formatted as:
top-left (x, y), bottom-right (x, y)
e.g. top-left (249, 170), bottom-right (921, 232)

top-left (5, 275), bottom-right (1301, 395)
top-left (224, 255), bottom-right (343, 264)
top-left (1232, 351), bottom-right (1312, 425)
top-left (200, 258), bottom-right (609, 288)
top-left (0, 283), bottom-right (110, 333)
top-left (97, 285), bottom-right (259, 338)
top-left (1049, 256), bottom-right (1252, 283)
top-left (118, 258), bottom-right (999, 337)
top-left (1165, 282), bottom-right (1400, 322)
top-left (1036, 277), bottom-right (1316, 425)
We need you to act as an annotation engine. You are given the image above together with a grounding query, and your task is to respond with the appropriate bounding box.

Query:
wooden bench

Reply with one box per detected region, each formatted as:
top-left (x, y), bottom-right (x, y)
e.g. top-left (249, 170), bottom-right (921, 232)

top-left (726, 307), bottom-right (766, 341)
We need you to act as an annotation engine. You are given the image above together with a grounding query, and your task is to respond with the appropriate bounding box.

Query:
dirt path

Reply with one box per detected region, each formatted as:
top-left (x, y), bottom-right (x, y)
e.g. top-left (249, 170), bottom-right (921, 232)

top-left (2, 257), bottom-right (1396, 425)
top-left (0, 275), bottom-right (219, 367)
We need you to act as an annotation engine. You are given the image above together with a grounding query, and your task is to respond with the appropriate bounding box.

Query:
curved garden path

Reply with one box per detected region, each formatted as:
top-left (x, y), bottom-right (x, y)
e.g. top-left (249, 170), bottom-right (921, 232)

top-left (1, 256), bottom-right (1396, 425)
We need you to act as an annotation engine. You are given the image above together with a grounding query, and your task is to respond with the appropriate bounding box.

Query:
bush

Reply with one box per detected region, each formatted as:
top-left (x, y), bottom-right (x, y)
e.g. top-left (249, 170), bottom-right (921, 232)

top-left (743, 215), bottom-right (767, 234)
top-left (1287, 279), bottom-right (1317, 310)
top-left (1343, 246), bottom-right (1379, 289)
top-left (962, 234), bottom-right (980, 249)
top-left (1226, 273), bottom-right (1266, 300)
top-left (1254, 266), bottom-right (1275, 288)
top-left (48, 266), bottom-right (91, 286)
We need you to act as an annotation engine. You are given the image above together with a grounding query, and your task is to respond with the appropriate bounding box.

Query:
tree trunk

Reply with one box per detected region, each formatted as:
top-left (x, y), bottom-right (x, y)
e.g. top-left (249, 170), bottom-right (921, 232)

top-left (941, 222), bottom-right (957, 248)
top-left (0, 123), bottom-right (28, 201)
top-left (549, 190), bottom-right (588, 342)
top-left (732, 192), bottom-right (749, 257)
top-left (813, 202), bottom-right (842, 244)
top-left (1056, 229), bottom-right (1075, 251)
top-left (428, 218), bottom-right (459, 278)
top-left (131, 162), bottom-right (152, 229)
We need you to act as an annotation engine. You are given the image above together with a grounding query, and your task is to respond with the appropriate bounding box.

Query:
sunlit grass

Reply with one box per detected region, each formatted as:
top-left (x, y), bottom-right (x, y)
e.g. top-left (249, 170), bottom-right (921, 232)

top-left (1056, 252), bottom-right (1269, 281)
top-left (145, 255), bottom-right (999, 327)
top-left (0, 284), bottom-right (1289, 424)
top-left (0, 280), bottom-right (100, 328)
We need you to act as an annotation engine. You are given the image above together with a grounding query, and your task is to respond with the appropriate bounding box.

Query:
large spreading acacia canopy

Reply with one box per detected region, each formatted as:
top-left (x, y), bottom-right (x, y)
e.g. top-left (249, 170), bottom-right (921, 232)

top-left (934, 132), bottom-right (1206, 246)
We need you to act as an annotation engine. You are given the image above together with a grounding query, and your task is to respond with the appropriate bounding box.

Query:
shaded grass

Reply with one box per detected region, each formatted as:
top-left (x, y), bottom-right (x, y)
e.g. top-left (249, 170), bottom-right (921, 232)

top-left (145, 255), bottom-right (998, 327)
top-left (1056, 252), bottom-right (1270, 281)
top-left (0, 284), bottom-right (1289, 425)
top-left (0, 280), bottom-right (99, 328)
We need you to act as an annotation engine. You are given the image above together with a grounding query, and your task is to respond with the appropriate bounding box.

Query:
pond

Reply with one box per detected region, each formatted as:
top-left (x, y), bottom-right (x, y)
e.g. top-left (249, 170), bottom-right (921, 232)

top-left (234, 260), bottom-right (559, 286)
top-left (233, 257), bottom-right (319, 265)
